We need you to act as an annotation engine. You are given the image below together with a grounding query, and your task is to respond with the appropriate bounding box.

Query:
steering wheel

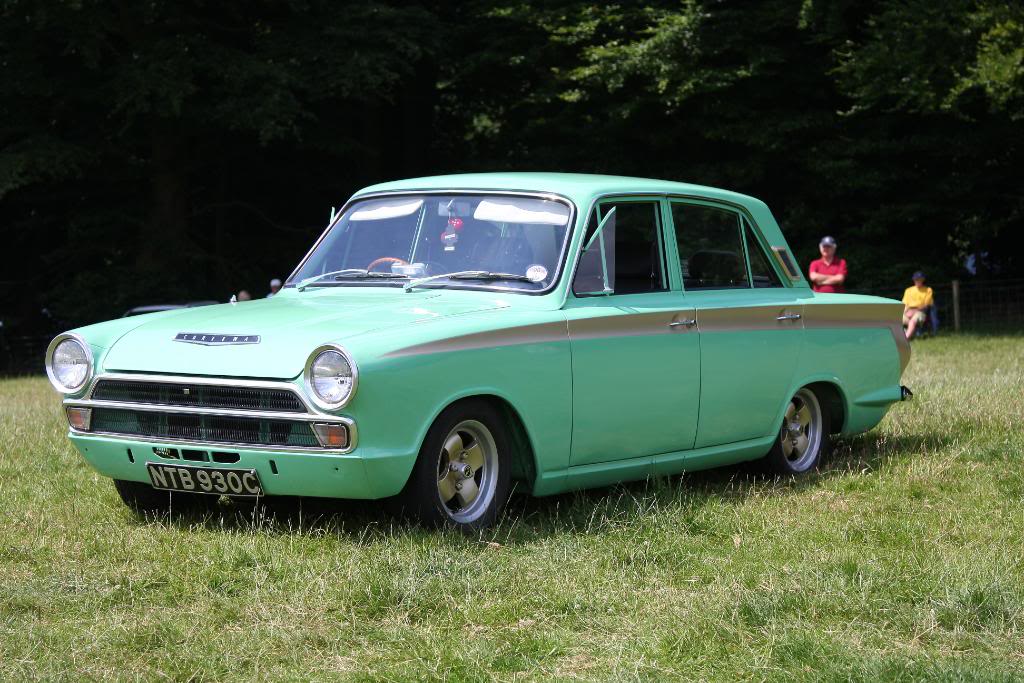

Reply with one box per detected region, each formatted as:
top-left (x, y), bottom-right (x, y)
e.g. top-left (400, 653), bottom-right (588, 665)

top-left (367, 256), bottom-right (409, 272)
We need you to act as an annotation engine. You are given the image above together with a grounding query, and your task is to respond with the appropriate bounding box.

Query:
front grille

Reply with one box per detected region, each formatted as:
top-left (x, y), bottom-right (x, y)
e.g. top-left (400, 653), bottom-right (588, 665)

top-left (90, 408), bottom-right (320, 448)
top-left (92, 379), bottom-right (305, 413)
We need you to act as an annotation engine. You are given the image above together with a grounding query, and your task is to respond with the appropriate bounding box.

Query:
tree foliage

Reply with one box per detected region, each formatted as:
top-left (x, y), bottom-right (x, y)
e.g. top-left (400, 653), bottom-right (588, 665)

top-left (1, 0), bottom-right (1021, 330)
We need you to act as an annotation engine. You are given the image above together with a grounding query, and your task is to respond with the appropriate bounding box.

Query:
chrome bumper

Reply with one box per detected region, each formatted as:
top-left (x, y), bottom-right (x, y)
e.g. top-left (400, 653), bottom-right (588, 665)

top-left (62, 373), bottom-right (357, 454)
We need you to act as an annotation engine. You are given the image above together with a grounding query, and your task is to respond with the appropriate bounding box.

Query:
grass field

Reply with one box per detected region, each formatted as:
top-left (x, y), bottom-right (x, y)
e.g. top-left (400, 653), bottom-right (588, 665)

top-left (2, 335), bottom-right (1023, 681)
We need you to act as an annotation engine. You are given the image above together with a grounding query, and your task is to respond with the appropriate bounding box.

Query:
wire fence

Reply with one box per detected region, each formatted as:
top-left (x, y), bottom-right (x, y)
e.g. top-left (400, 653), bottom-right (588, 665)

top-left (0, 332), bottom-right (50, 375)
top-left (854, 278), bottom-right (1024, 333)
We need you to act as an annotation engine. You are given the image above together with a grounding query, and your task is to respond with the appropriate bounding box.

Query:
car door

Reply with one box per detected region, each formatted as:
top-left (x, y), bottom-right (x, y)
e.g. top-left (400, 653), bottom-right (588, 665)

top-left (668, 199), bottom-right (804, 448)
top-left (566, 198), bottom-right (701, 468)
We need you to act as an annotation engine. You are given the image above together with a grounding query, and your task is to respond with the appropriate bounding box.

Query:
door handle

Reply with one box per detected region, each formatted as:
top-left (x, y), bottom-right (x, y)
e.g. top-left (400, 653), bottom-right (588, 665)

top-left (776, 313), bottom-right (802, 321)
top-left (669, 318), bottom-right (697, 328)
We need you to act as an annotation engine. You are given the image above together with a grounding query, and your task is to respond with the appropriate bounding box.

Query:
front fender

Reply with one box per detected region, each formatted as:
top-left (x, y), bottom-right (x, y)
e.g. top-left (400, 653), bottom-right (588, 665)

top-left (342, 318), bottom-right (572, 497)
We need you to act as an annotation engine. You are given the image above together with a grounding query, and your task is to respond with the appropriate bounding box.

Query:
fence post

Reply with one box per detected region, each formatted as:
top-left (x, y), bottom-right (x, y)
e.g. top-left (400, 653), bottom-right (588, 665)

top-left (952, 279), bottom-right (961, 332)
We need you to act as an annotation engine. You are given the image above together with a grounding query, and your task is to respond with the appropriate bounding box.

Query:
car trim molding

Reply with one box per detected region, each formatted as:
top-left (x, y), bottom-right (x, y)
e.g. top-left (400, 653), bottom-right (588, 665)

top-left (173, 333), bottom-right (261, 345)
top-left (802, 302), bottom-right (909, 373)
top-left (696, 305), bottom-right (804, 332)
top-left (568, 309), bottom-right (699, 339)
top-left (68, 427), bottom-right (357, 455)
top-left (385, 321), bottom-right (568, 357)
top-left (81, 372), bottom-right (315, 407)
top-left (64, 398), bottom-right (349, 424)
top-left (384, 302), bottom-right (908, 372)
top-left (63, 372), bottom-right (358, 454)
top-left (800, 302), bottom-right (903, 327)
top-left (893, 326), bottom-right (911, 374)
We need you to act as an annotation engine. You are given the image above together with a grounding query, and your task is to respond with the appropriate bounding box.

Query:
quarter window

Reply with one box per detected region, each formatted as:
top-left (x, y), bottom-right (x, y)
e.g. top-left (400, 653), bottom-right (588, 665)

top-left (672, 203), bottom-right (749, 290)
top-left (573, 201), bottom-right (667, 296)
top-left (744, 218), bottom-right (783, 288)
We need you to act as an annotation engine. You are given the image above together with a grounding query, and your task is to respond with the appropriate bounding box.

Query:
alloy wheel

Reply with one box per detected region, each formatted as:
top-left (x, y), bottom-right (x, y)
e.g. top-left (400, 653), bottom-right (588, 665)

top-left (436, 419), bottom-right (498, 523)
top-left (779, 388), bottom-right (823, 471)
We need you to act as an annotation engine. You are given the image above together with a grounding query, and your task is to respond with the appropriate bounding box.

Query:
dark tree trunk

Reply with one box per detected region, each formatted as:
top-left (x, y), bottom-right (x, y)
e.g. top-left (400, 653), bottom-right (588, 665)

top-left (358, 103), bottom-right (383, 182)
top-left (139, 121), bottom-right (189, 272)
top-left (401, 57), bottom-right (438, 176)
top-left (214, 151), bottom-right (229, 296)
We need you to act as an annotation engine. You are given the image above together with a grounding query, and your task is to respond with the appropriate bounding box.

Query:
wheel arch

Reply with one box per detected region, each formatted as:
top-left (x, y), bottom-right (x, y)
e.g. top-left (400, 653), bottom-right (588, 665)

top-left (805, 381), bottom-right (846, 434)
top-left (419, 391), bottom-right (539, 491)
top-left (779, 375), bottom-right (849, 435)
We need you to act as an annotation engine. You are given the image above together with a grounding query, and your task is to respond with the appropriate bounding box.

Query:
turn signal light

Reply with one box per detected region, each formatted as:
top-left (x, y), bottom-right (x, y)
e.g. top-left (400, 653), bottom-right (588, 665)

top-left (66, 407), bottom-right (92, 431)
top-left (311, 422), bottom-right (349, 449)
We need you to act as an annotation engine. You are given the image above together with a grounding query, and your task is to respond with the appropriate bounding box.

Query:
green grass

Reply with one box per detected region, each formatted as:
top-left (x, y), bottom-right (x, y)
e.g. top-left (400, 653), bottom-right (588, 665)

top-left (2, 335), bottom-right (1023, 681)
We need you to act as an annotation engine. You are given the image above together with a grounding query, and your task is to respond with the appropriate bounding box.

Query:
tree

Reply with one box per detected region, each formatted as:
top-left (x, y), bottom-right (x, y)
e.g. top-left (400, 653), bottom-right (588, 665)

top-left (1, 0), bottom-right (1021, 338)
top-left (0, 1), bottom-right (440, 323)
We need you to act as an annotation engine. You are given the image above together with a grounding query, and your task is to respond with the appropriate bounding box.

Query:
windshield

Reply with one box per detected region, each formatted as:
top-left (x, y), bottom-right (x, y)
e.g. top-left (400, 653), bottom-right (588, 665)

top-left (288, 194), bottom-right (574, 292)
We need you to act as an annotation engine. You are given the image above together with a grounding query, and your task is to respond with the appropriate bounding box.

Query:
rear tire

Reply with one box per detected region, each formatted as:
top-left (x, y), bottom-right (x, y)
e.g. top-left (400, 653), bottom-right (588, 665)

top-left (399, 400), bottom-right (512, 531)
top-left (762, 387), bottom-right (831, 475)
top-left (113, 479), bottom-right (216, 516)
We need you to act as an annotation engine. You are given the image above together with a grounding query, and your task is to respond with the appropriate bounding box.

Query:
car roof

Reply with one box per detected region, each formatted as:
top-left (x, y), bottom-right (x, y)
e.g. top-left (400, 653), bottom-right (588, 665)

top-left (354, 172), bottom-right (762, 208)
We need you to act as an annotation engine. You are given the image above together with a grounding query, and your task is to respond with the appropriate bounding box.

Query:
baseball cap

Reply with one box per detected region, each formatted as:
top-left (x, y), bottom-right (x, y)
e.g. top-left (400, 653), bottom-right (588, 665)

top-left (912, 271), bottom-right (925, 280)
top-left (819, 236), bottom-right (837, 247)
top-left (270, 278), bottom-right (282, 287)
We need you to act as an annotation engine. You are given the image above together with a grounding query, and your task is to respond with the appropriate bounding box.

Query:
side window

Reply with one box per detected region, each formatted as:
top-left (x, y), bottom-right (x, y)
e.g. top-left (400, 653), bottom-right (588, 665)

top-left (744, 218), bottom-right (783, 288)
top-left (573, 201), bottom-right (667, 296)
top-left (672, 202), bottom-right (749, 290)
top-left (771, 246), bottom-right (802, 281)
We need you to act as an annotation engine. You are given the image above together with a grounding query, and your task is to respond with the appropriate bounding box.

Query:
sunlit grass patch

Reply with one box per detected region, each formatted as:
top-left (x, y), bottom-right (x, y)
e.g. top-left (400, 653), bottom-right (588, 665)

top-left (1, 334), bottom-right (1023, 680)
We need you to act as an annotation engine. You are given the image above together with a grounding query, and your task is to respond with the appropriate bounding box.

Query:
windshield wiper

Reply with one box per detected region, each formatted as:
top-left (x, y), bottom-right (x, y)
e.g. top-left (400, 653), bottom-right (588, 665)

top-left (297, 269), bottom-right (365, 290)
top-left (450, 271), bottom-right (536, 283)
top-left (297, 269), bottom-right (407, 291)
top-left (403, 270), bottom-right (535, 292)
top-left (335, 272), bottom-right (407, 280)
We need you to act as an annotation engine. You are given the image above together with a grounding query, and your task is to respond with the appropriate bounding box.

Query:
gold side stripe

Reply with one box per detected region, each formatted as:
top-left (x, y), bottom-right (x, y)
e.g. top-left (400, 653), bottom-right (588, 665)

top-left (889, 324), bottom-right (911, 374)
top-left (696, 305), bottom-right (802, 332)
top-left (568, 309), bottom-right (696, 340)
top-left (385, 302), bottom-right (908, 360)
top-left (384, 321), bottom-right (568, 358)
top-left (802, 302), bottom-right (902, 326)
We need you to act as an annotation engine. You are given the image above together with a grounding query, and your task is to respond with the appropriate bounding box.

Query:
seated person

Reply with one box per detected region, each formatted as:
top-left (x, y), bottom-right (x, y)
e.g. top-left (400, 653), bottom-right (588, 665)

top-left (902, 271), bottom-right (934, 339)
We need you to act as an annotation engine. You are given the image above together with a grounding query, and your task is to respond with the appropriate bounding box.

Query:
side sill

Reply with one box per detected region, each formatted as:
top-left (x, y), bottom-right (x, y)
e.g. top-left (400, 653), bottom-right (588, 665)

top-left (531, 435), bottom-right (776, 497)
top-left (652, 435), bottom-right (775, 476)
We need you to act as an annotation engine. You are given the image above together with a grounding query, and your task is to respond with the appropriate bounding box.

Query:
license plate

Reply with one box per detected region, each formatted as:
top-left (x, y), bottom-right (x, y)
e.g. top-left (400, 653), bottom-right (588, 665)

top-left (147, 462), bottom-right (263, 497)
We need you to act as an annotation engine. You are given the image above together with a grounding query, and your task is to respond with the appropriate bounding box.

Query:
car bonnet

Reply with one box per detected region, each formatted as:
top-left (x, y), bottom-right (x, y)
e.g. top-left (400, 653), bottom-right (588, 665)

top-left (99, 290), bottom-right (506, 379)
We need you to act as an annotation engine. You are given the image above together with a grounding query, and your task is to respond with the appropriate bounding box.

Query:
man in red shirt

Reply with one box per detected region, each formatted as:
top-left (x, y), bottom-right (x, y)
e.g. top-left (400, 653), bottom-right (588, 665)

top-left (808, 235), bottom-right (847, 293)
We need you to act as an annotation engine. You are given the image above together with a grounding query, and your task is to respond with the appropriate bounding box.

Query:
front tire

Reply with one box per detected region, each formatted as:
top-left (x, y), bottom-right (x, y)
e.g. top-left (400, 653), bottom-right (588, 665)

top-left (762, 387), bottom-right (831, 475)
top-left (399, 400), bottom-right (512, 531)
top-left (113, 479), bottom-right (216, 516)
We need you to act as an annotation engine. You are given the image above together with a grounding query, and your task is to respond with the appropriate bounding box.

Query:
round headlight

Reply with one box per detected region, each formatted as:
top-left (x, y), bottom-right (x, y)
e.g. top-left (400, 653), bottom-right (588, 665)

top-left (305, 345), bottom-right (357, 409)
top-left (46, 334), bottom-right (93, 394)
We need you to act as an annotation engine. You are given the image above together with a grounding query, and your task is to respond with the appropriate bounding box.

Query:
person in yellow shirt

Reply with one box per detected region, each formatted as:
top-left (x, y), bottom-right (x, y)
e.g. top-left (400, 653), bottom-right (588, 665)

top-left (902, 271), bottom-right (934, 339)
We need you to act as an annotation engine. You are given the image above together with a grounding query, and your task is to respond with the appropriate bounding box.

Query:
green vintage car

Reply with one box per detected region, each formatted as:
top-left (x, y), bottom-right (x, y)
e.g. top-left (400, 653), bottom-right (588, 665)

top-left (46, 173), bottom-right (911, 529)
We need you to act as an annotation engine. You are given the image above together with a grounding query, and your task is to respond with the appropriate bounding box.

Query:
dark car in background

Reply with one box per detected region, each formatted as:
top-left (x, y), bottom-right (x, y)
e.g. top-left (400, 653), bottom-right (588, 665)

top-left (122, 301), bottom-right (220, 317)
top-left (1, 302), bottom-right (221, 374)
